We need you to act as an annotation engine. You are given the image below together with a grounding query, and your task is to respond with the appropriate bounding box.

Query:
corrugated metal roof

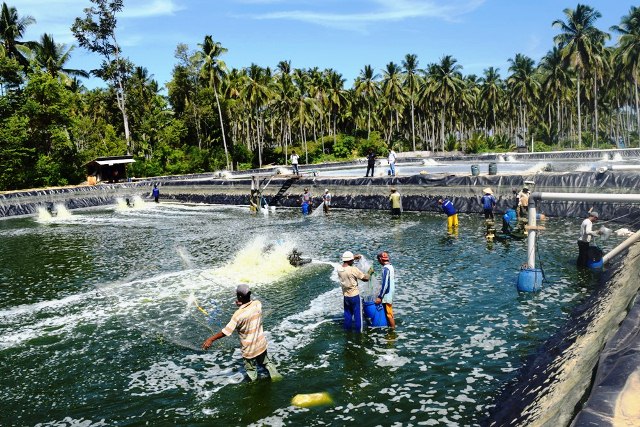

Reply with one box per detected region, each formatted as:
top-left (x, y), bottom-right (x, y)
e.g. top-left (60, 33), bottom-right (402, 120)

top-left (95, 159), bottom-right (136, 165)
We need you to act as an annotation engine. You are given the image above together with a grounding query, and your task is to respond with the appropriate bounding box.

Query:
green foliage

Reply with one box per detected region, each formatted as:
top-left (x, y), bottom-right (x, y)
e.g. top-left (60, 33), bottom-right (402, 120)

top-left (332, 135), bottom-right (356, 158)
top-left (464, 132), bottom-right (487, 154)
top-left (357, 131), bottom-right (387, 156)
top-left (444, 134), bottom-right (459, 152)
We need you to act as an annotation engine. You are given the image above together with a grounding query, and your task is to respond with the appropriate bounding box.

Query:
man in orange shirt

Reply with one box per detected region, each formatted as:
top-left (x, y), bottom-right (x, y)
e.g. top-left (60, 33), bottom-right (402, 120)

top-left (202, 284), bottom-right (281, 381)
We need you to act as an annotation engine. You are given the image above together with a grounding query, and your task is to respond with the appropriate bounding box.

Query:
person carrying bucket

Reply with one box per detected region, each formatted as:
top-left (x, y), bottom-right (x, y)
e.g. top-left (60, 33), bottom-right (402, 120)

top-left (300, 188), bottom-right (313, 215)
top-left (201, 284), bottom-right (282, 382)
top-left (438, 198), bottom-right (458, 229)
top-left (338, 251), bottom-right (371, 332)
top-left (480, 188), bottom-right (496, 220)
top-left (375, 252), bottom-right (396, 328)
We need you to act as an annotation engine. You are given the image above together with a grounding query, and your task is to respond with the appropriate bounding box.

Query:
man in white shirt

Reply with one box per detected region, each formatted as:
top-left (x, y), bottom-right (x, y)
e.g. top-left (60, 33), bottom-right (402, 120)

top-left (290, 151), bottom-right (299, 175)
top-left (577, 211), bottom-right (600, 267)
top-left (388, 149), bottom-right (397, 176)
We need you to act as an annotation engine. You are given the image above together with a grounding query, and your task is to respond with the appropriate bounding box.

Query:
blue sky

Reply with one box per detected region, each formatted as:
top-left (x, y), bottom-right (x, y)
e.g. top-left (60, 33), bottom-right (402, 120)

top-left (19, 0), bottom-right (634, 90)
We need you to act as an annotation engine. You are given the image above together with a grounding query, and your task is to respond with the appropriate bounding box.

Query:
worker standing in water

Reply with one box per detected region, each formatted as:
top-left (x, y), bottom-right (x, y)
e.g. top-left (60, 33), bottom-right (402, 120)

top-left (375, 252), bottom-right (396, 329)
top-left (389, 187), bottom-right (402, 217)
top-left (438, 198), bottom-right (459, 230)
top-left (577, 211), bottom-right (601, 268)
top-left (152, 183), bottom-right (160, 203)
top-left (301, 188), bottom-right (313, 215)
top-left (338, 251), bottom-right (371, 332)
top-left (517, 187), bottom-right (530, 220)
top-left (202, 284), bottom-right (282, 382)
top-left (480, 188), bottom-right (496, 220)
top-left (322, 189), bottom-right (331, 215)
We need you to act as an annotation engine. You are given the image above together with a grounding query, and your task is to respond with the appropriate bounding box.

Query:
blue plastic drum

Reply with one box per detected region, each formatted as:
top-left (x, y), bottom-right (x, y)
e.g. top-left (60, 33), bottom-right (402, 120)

top-left (363, 301), bottom-right (388, 327)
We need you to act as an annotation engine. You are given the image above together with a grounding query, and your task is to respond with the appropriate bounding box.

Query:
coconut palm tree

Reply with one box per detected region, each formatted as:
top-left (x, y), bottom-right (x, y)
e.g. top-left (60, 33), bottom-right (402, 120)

top-left (611, 6), bottom-right (640, 147)
top-left (507, 53), bottom-right (539, 147)
top-left (402, 54), bottom-right (421, 151)
top-left (381, 62), bottom-right (405, 145)
top-left (354, 64), bottom-right (380, 140)
top-left (242, 63), bottom-right (272, 167)
top-left (480, 67), bottom-right (503, 136)
top-left (325, 69), bottom-right (348, 148)
top-left (33, 33), bottom-right (89, 81)
top-left (553, 4), bottom-right (608, 148)
top-left (539, 47), bottom-right (573, 144)
top-left (0, 2), bottom-right (36, 69)
top-left (429, 55), bottom-right (465, 151)
top-left (199, 35), bottom-right (230, 169)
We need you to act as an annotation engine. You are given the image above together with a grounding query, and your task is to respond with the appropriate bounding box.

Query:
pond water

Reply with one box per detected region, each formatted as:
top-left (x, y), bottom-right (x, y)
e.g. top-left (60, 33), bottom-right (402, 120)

top-left (0, 203), bottom-right (619, 425)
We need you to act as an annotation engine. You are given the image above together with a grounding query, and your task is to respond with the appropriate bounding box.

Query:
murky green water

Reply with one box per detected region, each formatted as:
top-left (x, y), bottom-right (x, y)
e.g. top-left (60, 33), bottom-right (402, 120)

top-left (0, 203), bottom-right (615, 425)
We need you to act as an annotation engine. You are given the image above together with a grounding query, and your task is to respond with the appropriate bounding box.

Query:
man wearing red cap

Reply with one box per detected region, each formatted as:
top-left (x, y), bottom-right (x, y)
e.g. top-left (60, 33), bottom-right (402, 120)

top-left (375, 251), bottom-right (396, 328)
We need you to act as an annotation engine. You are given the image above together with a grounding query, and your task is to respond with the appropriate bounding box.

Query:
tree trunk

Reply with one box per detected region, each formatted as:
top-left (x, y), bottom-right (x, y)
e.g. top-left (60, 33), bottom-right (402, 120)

top-left (212, 80), bottom-right (230, 170)
top-left (577, 75), bottom-right (582, 148)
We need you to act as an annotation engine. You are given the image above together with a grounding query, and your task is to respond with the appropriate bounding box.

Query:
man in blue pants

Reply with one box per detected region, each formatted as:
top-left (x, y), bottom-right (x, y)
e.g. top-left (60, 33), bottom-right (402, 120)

top-left (337, 251), bottom-right (371, 332)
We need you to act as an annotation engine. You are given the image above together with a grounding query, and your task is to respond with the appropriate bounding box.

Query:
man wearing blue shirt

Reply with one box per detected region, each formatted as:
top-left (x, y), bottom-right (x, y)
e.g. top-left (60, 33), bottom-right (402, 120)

top-left (480, 188), bottom-right (496, 220)
top-left (375, 251), bottom-right (396, 329)
top-left (438, 198), bottom-right (458, 229)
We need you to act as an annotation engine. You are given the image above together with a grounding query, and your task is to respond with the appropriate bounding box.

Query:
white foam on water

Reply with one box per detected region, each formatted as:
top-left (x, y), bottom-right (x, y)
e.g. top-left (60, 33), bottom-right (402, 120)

top-left (209, 235), bottom-right (297, 285)
top-left (126, 358), bottom-right (244, 398)
top-left (611, 153), bottom-right (623, 162)
top-left (34, 416), bottom-right (109, 427)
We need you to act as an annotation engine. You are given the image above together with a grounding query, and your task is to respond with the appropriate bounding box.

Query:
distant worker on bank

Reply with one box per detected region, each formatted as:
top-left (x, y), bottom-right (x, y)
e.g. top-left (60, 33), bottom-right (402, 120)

top-left (375, 251), bottom-right (396, 329)
top-left (152, 183), bottom-right (160, 203)
top-left (301, 187), bottom-right (313, 215)
top-left (338, 251), bottom-right (371, 332)
top-left (291, 150), bottom-right (300, 176)
top-left (577, 211), bottom-right (601, 268)
top-left (202, 284), bottom-right (282, 382)
top-left (366, 150), bottom-right (376, 177)
top-left (389, 187), bottom-right (402, 217)
top-left (322, 189), bottom-right (332, 214)
top-left (388, 149), bottom-right (397, 176)
top-left (480, 187), bottom-right (497, 220)
top-left (438, 198), bottom-right (459, 229)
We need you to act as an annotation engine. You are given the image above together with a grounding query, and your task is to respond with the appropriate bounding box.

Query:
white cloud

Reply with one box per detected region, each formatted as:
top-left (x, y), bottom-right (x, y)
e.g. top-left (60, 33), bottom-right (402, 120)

top-left (250, 0), bottom-right (486, 29)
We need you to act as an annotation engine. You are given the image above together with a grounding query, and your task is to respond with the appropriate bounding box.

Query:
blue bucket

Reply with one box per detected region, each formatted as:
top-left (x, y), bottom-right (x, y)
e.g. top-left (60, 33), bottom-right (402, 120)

top-left (516, 268), bottom-right (544, 292)
top-left (587, 247), bottom-right (604, 270)
top-left (363, 301), bottom-right (388, 327)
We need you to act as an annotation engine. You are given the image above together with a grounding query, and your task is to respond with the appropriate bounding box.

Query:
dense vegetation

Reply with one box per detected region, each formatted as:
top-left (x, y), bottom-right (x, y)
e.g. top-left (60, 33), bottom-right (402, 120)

top-left (1, 0), bottom-right (639, 190)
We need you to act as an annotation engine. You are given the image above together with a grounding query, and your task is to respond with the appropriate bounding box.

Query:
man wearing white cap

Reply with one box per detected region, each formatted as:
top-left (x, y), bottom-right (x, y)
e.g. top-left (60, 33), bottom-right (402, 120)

top-left (577, 211), bottom-right (600, 267)
top-left (322, 189), bottom-right (332, 214)
top-left (338, 251), bottom-right (371, 332)
top-left (202, 284), bottom-right (281, 381)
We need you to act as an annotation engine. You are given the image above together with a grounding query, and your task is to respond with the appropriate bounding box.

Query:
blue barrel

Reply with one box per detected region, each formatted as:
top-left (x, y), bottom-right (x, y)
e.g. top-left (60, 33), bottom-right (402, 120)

top-left (363, 301), bottom-right (388, 327)
top-left (516, 268), bottom-right (544, 292)
top-left (488, 162), bottom-right (498, 175)
top-left (471, 165), bottom-right (480, 176)
top-left (587, 258), bottom-right (603, 270)
top-left (587, 246), bottom-right (604, 270)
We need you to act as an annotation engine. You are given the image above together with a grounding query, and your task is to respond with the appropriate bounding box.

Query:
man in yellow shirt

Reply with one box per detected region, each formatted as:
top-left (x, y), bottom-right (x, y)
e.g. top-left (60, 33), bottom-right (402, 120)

top-left (202, 284), bottom-right (281, 381)
top-left (389, 187), bottom-right (402, 216)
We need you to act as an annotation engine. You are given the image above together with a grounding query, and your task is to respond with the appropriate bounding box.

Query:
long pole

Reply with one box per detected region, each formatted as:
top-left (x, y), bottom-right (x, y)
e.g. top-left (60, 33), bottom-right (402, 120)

top-left (529, 192), bottom-right (640, 266)
top-left (527, 203), bottom-right (537, 268)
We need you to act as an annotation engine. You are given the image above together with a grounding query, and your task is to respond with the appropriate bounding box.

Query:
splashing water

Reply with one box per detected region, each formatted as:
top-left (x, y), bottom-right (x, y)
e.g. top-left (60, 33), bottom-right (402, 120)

top-left (116, 196), bottom-right (146, 210)
top-left (611, 153), bottom-right (623, 162)
top-left (36, 204), bottom-right (72, 222)
top-left (209, 236), bottom-right (297, 284)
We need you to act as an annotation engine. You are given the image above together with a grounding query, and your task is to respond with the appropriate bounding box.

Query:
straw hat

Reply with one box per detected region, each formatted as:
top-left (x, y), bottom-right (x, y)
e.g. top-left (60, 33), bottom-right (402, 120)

top-left (483, 187), bottom-right (493, 195)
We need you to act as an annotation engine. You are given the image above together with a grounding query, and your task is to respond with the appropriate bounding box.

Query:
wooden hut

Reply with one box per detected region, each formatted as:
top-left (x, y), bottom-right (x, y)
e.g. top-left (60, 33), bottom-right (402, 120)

top-left (85, 156), bottom-right (135, 184)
